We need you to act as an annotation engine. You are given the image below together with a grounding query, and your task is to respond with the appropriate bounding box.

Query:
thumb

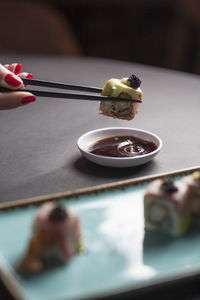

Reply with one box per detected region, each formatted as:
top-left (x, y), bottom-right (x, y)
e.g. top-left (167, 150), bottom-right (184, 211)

top-left (0, 91), bottom-right (36, 109)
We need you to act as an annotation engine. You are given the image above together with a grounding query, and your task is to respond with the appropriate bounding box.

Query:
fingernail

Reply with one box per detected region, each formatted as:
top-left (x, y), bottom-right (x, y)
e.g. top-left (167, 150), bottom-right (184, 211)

top-left (5, 74), bottom-right (22, 87)
top-left (21, 95), bottom-right (36, 105)
top-left (15, 64), bottom-right (22, 75)
top-left (26, 73), bottom-right (34, 78)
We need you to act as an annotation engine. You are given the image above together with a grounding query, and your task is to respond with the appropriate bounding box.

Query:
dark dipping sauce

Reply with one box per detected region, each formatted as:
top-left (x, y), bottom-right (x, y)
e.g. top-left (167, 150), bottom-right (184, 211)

top-left (89, 135), bottom-right (158, 158)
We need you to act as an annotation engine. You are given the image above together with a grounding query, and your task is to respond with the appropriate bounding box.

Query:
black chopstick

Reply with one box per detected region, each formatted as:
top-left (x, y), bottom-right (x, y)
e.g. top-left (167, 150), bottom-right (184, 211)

top-left (23, 78), bottom-right (102, 94)
top-left (0, 87), bottom-right (141, 103)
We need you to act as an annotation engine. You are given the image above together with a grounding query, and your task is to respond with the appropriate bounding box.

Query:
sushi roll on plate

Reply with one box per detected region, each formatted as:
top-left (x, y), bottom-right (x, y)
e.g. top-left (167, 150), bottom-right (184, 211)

top-left (183, 171), bottom-right (200, 215)
top-left (144, 178), bottom-right (192, 236)
top-left (99, 74), bottom-right (143, 120)
top-left (17, 202), bottom-right (81, 274)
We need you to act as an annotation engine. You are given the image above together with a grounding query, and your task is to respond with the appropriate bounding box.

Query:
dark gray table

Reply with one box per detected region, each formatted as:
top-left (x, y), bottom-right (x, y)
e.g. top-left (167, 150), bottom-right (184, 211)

top-left (0, 54), bottom-right (200, 300)
top-left (0, 54), bottom-right (199, 203)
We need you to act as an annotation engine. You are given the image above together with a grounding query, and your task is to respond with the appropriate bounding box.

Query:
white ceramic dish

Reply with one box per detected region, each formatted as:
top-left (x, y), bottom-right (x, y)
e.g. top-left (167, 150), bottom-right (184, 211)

top-left (77, 127), bottom-right (162, 168)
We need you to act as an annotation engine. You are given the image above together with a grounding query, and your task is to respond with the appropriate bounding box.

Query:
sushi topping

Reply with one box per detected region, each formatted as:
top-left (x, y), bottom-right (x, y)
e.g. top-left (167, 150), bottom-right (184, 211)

top-left (49, 205), bottom-right (68, 221)
top-left (161, 178), bottom-right (178, 193)
top-left (119, 92), bottom-right (131, 99)
top-left (127, 74), bottom-right (141, 89)
top-left (193, 171), bottom-right (200, 181)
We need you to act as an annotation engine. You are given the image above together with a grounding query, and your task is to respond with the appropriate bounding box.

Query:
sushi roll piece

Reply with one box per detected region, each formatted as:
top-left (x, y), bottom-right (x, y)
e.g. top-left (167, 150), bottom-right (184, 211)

top-left (99, 74), bottom-right (143, 120)
top-left (183, 171), bottom-right (200, 215)
top-left (144, 178), bottom-right (192, 236)
top-left (17, 202), bottom-right (81, 273)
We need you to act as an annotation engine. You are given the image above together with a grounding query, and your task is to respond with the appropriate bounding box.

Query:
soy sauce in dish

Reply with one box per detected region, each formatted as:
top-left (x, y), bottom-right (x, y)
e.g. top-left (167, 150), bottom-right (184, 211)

top-left (89, 135), bottom-right (158, 158)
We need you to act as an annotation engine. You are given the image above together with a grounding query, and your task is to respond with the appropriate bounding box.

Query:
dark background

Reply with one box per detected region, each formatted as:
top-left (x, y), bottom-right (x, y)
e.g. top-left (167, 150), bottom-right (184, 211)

top-left (1, 0), bottom-right (200, 74)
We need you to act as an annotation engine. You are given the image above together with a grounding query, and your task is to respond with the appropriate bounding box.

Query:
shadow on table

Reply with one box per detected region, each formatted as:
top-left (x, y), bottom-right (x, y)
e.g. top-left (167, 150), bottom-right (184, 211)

top-left (73, 156), bottom-right (157, 180)
top-left (0, 156), bottom-right (159, 203)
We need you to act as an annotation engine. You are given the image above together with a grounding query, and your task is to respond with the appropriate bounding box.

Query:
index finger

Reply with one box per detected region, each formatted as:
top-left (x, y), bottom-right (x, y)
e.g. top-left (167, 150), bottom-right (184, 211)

top-left (0, 64), bottom-right (23, 89)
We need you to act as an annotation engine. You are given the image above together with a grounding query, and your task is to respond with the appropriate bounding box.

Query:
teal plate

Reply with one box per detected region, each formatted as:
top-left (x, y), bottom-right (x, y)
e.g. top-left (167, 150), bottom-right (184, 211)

top-left (0, 167), bottom-right (200, 300)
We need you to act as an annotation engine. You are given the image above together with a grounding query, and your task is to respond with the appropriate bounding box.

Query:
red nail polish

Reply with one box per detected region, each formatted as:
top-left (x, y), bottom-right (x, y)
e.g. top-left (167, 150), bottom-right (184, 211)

top-left (5, 74), bottom-right (22, 87)
top-left (21, 95), bottom-right (36, 105)
top-left (15, 64), bottom-right (22, 75)
top-left (26, 73), bottom-right (34, 79)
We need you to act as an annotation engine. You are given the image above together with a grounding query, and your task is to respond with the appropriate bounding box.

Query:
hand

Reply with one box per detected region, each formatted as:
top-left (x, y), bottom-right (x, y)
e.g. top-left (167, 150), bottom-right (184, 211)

top-left (0, 63), bottom-right (36, 109)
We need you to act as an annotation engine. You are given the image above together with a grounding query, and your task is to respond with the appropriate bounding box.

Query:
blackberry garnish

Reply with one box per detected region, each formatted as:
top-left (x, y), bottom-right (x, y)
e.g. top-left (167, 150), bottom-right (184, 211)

top-left (49, 205), bottom-right (68, 221)
top-left (127, 74), bottom-right (141, 89)
top-left (162, 178), bottom-right (178, 193)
